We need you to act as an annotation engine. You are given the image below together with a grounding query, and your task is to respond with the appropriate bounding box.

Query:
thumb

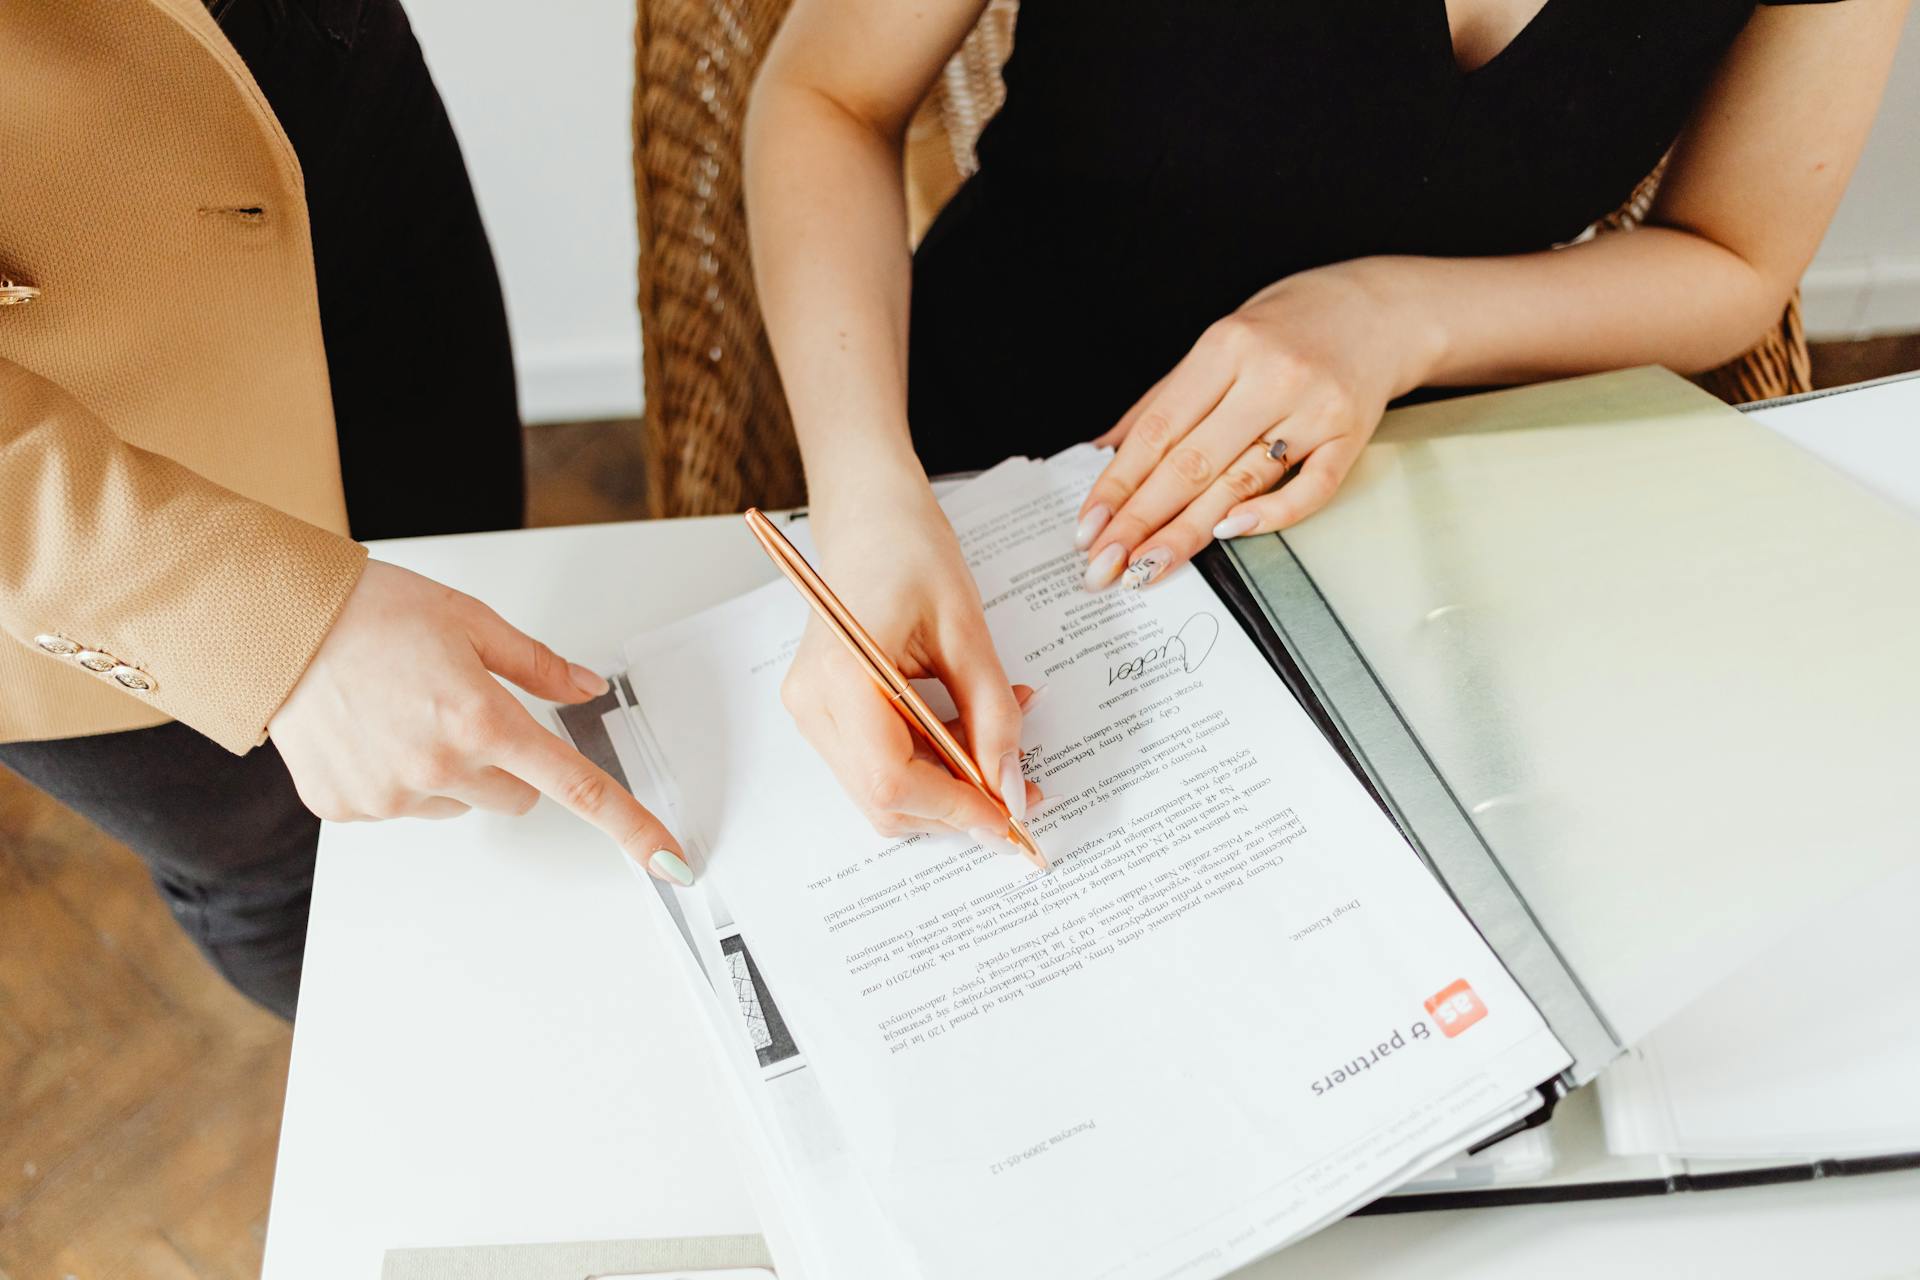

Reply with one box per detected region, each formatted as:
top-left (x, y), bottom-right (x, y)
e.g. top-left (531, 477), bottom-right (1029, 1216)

top-left (935, 620), bottom-right (1029, 824)
top-left (466, 600), bottom-right (609, 703)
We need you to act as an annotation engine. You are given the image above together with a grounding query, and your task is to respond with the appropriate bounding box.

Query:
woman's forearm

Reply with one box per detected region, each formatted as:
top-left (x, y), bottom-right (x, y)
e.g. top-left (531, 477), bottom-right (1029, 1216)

top-left (1372, 0), bottom-right (1905, 397)
top-left (744, 78), bottom-right (926, 506)
top-left (1357, 225), bottom-right (1786, 397)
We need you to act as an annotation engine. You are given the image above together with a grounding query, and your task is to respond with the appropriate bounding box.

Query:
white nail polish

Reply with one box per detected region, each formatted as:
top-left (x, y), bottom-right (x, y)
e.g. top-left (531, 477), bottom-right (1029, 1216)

top-left (999, 751), bottom-right (1027, 823)
top-left (1074, 505), bottom-right (1112, 551)
top-left (1212, 513), bottom-right (1257, 540)
top-left (1123, 549), bottom-right (1171, 591)
top-left (1017, 683), bottom-right (1048, 714)
top-left (1084, 543), bottom-right (1125, 590)
top-left (648, 848), bottom-right (694, 886)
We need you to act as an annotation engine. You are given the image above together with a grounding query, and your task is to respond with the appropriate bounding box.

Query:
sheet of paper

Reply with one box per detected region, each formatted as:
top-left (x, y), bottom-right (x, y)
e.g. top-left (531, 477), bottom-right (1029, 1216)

top-left (1600, 858), bottom-right (1920, 1161)
top-left (1748, 373), bottom-right (1920, 518)
top-left (566, 685), bottom-right (915, 1280)
top-left (621, 448), bottom-right (1568, 1280)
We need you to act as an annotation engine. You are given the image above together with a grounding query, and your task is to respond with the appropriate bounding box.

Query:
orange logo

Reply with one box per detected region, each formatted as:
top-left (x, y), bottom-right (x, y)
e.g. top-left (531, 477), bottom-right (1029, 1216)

top-left (1424, 979), bottom-right (1487, 1038)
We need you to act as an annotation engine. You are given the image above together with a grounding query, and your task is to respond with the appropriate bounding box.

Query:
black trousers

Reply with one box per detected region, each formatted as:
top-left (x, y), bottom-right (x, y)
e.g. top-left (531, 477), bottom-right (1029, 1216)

top-left (0, 0), bottom-right (522, 1019)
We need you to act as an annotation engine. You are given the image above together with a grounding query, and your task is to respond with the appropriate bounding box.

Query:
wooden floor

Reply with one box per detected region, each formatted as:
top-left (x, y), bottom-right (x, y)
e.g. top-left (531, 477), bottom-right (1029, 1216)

top-left (4, 337), bottom-right (1918, 1280)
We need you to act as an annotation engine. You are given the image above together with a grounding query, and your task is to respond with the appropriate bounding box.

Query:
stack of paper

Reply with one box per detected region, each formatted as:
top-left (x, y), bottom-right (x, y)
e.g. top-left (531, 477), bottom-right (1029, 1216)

top-left (1599, 859), bottom-right (1920, 1162)
top-left (610, 447), bottom-right (1570, 1280)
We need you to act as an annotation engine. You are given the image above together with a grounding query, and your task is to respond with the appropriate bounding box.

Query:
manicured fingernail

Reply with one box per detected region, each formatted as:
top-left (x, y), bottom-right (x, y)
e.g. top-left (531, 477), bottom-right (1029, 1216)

top-left (1016, 683), bottom-right (1048, 713)
top-left (570, 663), bottom-right (610, 697)
top-left (1074, 505), bottom-right (1112, 550)
top-left (1084, 543), bottom-right (1125, 590)
top-left (647, 848), bottom-right (694, 886)
top-left (1123, 548), bottom-right (1171, 590)
top-left (1212, 513), bottom-right (1257, 540)
top-left (999, 751), bottom-right (1028, 822)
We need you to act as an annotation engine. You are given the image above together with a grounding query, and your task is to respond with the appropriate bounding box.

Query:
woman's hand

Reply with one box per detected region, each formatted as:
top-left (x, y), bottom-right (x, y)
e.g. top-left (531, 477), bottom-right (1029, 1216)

top-left (270, 560), bottom-right (694, 885)
top-left (1076, 260), bottom-right (1445, 589)
top-left (783, 480), bottom-right (1038, 848)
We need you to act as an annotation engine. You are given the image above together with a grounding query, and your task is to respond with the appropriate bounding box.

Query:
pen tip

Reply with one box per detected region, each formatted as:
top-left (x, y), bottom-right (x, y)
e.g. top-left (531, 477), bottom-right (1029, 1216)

top-left (1009, 820), bottom-right (1049, 871)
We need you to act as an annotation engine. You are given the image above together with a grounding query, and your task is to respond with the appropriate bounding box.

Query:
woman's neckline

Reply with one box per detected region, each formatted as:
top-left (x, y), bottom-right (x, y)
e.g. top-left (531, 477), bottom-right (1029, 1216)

top-left (1442, 0), bottom-right (1563, 79)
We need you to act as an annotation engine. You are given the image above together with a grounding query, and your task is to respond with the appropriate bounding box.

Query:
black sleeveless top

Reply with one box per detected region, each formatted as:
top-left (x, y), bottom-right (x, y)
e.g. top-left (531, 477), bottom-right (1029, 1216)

top-left (908, 0), bottom-right (1840, 472)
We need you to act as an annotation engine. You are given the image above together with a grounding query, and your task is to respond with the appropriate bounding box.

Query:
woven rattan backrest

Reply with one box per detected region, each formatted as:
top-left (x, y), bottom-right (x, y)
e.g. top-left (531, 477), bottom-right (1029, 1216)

top-left (633, 1), bottom-right (1809, 516)
top-left (633, 0), bottom-right (799, 515)
top-left (634, 0), bottom-right (1019, 515)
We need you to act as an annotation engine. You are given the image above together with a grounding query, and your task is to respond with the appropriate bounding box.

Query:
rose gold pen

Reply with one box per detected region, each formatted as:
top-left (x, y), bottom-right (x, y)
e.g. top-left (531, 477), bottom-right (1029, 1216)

top-left (743, 508), bottom-right (1048, 871)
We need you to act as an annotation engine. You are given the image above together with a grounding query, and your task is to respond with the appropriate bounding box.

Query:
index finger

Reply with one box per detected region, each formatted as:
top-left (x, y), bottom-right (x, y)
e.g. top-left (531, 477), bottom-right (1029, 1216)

top-left (490, 703), bottom-right (692, 885)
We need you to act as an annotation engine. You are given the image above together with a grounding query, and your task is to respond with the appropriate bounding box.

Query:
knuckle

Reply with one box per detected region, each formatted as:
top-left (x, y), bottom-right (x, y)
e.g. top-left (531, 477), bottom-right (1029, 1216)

top-left (1168, 446), bottom-right (1214, 485)
top-left (414, 743), bottom-right (463, 791)
top-left (453, 696), bottom-right (510, 750)
top-left (1301, 467), bottom-right (1339, 502)
top-left (952, 792), bottom-right (995, 830)
top-left (302, 789), bottom-right (352, 824)
top-left (371, 785), bottom-right (412, 818)
top-left (778, 670), bottom-right (811, 719)
top-left (865, 769), bottom-right (906, 814)
top-left (1205, 316), bottom-right (1252, 350)
top-left (1134, 410), bottom-right (1176, 450)
top-left (556, 767), bottom-right (610, 815)
top-left (1223, 466), bottom-right (1269, 501)
top-left (527, 640), bottom-right (564, 686)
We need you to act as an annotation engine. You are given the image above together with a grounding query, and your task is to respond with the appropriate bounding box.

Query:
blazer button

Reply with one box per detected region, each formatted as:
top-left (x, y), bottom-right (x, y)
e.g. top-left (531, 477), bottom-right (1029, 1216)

top-left (75, 649), bottom-right (119, 673)
top-left (34, 633), bottom-right (81, 656)
top-left (0, 278), bottom-right (40, 306)
top-left (109, 665), bottom-right (157, 693)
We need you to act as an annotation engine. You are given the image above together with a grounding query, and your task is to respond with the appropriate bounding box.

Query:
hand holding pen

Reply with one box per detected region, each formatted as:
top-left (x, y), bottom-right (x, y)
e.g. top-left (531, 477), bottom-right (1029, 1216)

top-left (747, 507), bottom-right (1047, 869)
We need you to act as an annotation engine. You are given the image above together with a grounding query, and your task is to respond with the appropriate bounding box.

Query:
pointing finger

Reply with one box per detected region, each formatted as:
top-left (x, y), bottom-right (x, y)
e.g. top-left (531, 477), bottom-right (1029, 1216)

top-left (489, 702), bottom-right (692, 885)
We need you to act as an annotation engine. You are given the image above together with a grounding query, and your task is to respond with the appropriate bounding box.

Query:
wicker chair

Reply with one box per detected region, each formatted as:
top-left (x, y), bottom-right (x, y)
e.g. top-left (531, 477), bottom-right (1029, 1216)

top-left (632, 0), bottom-right (1809, 517)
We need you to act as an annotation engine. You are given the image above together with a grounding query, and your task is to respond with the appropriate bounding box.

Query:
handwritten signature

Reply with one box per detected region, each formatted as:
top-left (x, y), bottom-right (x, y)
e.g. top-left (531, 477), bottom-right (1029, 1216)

top-left (1107, 612), bottom-right (1220, 686)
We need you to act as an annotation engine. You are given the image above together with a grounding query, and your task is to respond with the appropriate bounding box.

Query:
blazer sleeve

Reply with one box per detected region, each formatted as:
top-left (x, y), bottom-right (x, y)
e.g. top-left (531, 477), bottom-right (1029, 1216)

top-left (0, 357), bottom-right (367, 753)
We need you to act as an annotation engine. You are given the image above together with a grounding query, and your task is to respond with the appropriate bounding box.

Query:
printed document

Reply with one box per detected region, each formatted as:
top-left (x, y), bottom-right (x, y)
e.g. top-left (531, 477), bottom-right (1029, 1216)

top-left (619, 448), bottom-right (1569, 1279)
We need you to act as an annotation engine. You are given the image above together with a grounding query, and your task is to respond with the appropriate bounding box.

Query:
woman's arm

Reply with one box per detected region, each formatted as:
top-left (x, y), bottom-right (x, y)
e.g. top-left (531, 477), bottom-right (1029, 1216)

top-left (747, 0), bottom-right (1040, 844)
top-left (745, 0), bottom-right (984, 496)
top-left (1409, 0), bottom-right (1903, 384)
top-left (1079, 0), bottom-right (1910, 584)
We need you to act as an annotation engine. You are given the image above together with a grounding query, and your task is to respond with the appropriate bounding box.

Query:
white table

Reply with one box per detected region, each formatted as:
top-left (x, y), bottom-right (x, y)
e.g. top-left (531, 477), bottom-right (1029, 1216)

top-left (265, 379), bottom-right (1920, 1280)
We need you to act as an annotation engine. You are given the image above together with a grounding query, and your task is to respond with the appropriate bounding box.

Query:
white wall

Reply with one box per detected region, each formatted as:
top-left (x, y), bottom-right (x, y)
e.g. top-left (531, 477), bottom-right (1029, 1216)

top-left (408, 3), bottom-right (1920, 424)
top-left (407, 0), bottom-right (643, 424)
top-left (1800, 5), bottom-right (1920, 340)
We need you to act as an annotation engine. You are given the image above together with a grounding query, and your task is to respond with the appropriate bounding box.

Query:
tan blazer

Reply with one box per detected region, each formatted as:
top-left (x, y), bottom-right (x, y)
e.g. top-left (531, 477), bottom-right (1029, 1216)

top-left (1, 0), bottom-right (366, 754)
